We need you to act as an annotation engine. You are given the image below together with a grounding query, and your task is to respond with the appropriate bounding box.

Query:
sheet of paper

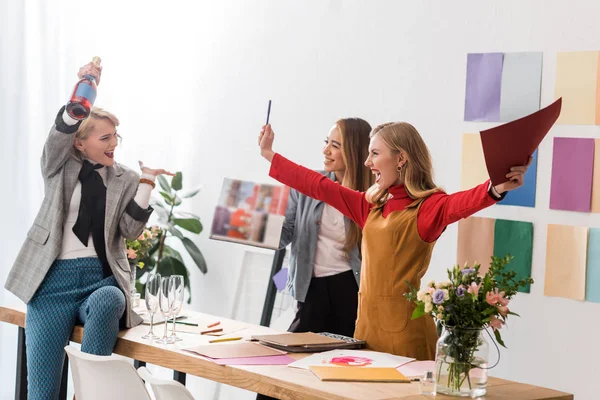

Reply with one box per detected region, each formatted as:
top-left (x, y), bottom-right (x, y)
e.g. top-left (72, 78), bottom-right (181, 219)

top-left (460, 133), bottom-right (489, 190)
top-left (493, 219), bottom-right (534, 293)
top-left (586, 228), bottom-right (600, 303)
top-left (499, 52), bottom-right (543, 122)
top-left (480, 98), bottom-right (561, 186)
top-left (288, 350), bottom-right (413, 370)
top-left (549, 137), bottom-right (595, 212)
top-left (544, 224), bottom-right (588, 301)
top-left (464, 53), bottom-right (504, 122)
top-left (183, 342), bottom-right (286, 359)
top-left (210, 355), bottom-right (295, 366)
top-left (500, 149), bottom-right (538, 207)
top-left (272, 268), bottom-right (288, 291)
top-left (457, 217), bottom-right (495, 274)
top-left (554, 51), bottom-right (600, 125)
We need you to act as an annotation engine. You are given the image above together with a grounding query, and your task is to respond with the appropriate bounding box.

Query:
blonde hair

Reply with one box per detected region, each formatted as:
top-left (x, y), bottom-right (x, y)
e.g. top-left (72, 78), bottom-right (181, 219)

top-left (366, 122), bottom-right (442, 207)
top-left (71, 107), bottom-right (120, 160)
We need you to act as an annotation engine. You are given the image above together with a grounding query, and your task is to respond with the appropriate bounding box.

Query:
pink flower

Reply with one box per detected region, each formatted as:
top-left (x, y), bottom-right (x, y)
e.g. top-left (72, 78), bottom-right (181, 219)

top-left (486, 288), bottom-right (509, 306)
top-left (426, 286), bottom-right (435, 295)
top-left (497, 291), bottom-right (509, 306)
top-left (497, 305), bottom-right (509, 317)
top-left (486, 291), bottom-right (499, 305)
top-left (467, 282), bottom-right (481, 297)
top-left (126, 248), bottom-right (137, 259)
top-left (489, 315), bottom-right (504, 331)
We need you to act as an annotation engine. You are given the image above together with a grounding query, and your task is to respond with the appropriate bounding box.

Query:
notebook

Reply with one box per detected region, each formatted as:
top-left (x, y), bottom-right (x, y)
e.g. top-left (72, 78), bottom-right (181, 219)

top-left (252, 332), bottom-right (365, 353)
top-left (309, 366), bottom-right (410, 383)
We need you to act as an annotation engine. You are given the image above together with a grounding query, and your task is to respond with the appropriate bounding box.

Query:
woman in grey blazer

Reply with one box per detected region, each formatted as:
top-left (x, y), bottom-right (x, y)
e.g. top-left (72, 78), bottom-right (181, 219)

top-left (4, 62), bottom-right (173, 400)
top-left (279, 118), bottom-right (372, 337)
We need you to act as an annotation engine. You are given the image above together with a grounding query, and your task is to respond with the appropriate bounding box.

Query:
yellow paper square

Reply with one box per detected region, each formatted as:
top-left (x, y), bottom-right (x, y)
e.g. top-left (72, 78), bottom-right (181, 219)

top-left (544, 224), bottom-right (588, 300)
top-left (460, 133), bottom-right (489, 190)
top-left (555, 51), bottom-right (600, 125)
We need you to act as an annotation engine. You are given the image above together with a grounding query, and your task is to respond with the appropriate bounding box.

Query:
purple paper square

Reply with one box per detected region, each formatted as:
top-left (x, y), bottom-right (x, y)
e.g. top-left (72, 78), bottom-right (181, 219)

top-left (464, 53), bottom-right (504, 122)
top-left (549, 137), bottom-right (595, 212)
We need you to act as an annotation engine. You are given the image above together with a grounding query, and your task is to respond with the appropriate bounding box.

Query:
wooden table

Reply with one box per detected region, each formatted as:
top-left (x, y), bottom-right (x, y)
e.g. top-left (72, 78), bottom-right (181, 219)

top-left (0, 305), bottom-right (573, 400)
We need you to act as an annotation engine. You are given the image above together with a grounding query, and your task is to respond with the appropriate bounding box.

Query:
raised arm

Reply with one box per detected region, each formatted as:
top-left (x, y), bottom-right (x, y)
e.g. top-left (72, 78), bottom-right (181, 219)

top-left (260, 124), bottom-right (370, 227)
top-left (418, 157), bottom-right (532, 242)
top-left (41, 107), bottom-right (82, 178)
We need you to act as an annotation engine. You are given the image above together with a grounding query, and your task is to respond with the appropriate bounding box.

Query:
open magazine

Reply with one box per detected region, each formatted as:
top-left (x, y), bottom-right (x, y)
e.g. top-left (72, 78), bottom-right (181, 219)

top-left (210, 178), bottom-right (290, 250)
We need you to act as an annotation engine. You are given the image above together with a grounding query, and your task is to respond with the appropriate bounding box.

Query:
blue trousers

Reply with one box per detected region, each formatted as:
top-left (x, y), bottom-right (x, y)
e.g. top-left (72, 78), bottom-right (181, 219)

top-left (25, 257), bottom-right (126, 400)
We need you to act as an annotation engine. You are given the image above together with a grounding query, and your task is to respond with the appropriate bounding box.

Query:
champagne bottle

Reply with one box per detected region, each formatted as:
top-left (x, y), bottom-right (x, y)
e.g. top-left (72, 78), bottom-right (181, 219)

top-left (65, 56), bottom-right (101, 120)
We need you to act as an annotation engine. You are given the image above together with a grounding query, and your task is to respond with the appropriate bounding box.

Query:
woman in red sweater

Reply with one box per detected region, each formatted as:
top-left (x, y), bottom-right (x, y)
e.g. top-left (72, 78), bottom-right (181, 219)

top-left (258, 122), bottom-right (530, 360)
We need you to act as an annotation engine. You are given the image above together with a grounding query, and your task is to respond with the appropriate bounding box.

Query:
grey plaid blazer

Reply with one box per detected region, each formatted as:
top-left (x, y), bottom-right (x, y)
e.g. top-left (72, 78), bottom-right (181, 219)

top-left (4, 109), bottom-right (152, 328)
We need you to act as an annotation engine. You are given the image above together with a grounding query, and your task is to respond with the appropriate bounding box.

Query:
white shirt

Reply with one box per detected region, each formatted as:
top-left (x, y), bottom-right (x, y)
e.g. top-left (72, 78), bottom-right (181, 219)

top-left (312, 204), bottom-right (352, 277)
top-left (58, 167), bottom-right (155, 260)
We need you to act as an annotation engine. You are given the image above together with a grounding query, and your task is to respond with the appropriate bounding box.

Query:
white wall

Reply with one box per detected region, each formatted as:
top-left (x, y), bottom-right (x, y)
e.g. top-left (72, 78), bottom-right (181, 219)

top-left (2, 0), bottom-right (599, 398)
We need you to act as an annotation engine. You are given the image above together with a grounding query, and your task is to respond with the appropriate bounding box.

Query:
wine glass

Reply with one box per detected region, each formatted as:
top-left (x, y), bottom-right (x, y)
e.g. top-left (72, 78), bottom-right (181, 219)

top-left (168, 275), bottom-right (185, 342)
top-left (155, 276), bottom-right (175, 345)
top-left (141, 273), bottom-right (161, 339)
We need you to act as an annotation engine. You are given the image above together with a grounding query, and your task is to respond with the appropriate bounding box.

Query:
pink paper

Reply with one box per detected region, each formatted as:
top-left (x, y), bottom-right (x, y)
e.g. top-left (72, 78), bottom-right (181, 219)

top-left (397, 360), bottom-right (436, 378)
top-left (549, 137), bottom-right (595, 212)
top-left (210, 355), bottom-right (295, 366)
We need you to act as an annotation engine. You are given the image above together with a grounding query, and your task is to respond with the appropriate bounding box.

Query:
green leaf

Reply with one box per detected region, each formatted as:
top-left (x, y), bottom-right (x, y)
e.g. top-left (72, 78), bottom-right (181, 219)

top-left (173, 218), bottom-right (203, 234)
top-left (181, 237), bottom-right (208, 273)
top-left (171, 172), bottom-right (183, 191)
top-left (507, 310), bottom-right (521, 317)
top-left (157, 175), bottom-right (172, 194)
top-left (159, 191), bottom-right (174, 205)
top-left (411, 302), bottom-right (425, 320)
top-left (167, 225), bottom-right (185, 239)
top-left (493, 329), bottom-right (506, 348)
top-left (182, 188), bottom-right (201, 198)
top-left (173, 194), bottom-right (182, 206)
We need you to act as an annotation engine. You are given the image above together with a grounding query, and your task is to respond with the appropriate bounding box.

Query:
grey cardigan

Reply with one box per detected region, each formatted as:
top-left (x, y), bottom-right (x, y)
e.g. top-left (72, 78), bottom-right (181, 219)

top-left (279, 171), bottom-right (361, 302)
top-left (4, 109), bottom-right (151, 328)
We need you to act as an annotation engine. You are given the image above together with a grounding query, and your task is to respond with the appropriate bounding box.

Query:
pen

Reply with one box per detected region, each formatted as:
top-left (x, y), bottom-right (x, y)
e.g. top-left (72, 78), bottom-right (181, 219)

top-left (209, 337), bottom-right (242, 343)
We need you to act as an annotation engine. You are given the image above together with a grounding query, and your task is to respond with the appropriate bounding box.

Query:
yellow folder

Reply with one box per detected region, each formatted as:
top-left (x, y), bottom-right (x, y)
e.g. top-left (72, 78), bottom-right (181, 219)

top-left (309, 366), bottom-right (410, 383)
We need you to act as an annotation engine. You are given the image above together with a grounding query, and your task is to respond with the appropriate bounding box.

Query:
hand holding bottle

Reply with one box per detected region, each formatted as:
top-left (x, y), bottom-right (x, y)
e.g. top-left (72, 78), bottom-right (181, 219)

top-left (77, 59), bottom-right (102, 85)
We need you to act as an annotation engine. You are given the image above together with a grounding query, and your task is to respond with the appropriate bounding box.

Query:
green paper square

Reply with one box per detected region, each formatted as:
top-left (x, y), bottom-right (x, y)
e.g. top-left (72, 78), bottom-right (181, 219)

top-left (493, 219), bottom-right (534, 293)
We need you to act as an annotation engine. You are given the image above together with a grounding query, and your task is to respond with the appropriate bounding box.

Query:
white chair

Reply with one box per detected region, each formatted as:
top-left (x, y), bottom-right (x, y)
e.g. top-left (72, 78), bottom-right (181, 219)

top-left (64, 345), bottom-right (151, 400)
top-left (137, 366), bottom-right (195, 400)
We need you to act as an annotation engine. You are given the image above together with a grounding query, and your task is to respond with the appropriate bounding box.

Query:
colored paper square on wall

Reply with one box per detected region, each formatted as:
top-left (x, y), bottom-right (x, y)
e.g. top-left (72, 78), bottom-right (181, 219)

top-left (549, 137), bottom-right (595, 212)
top-left (499, 52), bottom-right (543, 122)
top-left (457, 217), bottom-right (495, 274)
top-left (591, 139), bottom-right (600, 213)
top-left (585, 228), bottom-right (600, 303)
top-left (493, 219), bottom-right (534, 293)
top-left (555, 51), bottom-right (600, 125)
top-left (499, 149), bottom-right (538, 207)
top-left (460, 133), bottom-right (489, 190)
top-left (544, 224), bottom-right (588, 301)
top-left (464, 53), bottom-right (504, 122)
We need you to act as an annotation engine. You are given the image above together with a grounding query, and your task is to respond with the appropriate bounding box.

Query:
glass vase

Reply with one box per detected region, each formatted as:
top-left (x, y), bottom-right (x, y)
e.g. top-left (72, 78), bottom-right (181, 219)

top-left (435, 326), bottom-right (489, 397)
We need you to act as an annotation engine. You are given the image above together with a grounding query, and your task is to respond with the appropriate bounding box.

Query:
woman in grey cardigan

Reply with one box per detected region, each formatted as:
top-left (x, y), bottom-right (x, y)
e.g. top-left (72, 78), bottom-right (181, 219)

top-left (279, 118), bottom-right (372, 337)
top-left (4, 62), bottom-right (173, 400)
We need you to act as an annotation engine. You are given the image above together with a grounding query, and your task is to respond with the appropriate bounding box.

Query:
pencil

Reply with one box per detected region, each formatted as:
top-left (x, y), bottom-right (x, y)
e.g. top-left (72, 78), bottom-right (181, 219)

top-left (209, 337), bottom-right (242, 343)
top-left (207, 321), bottom-right (220, 328)
top-left (201, 328), bottom-right (223, 335)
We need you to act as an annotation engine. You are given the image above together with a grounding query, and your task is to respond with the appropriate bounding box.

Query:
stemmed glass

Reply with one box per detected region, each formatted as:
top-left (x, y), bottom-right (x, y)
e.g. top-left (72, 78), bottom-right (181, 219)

top-left (168, 275), bottom-right (185, 342)
top-left (141, 273), bottom-right (161, 339)
top-left (155, 276), bottom-right (175, 344)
